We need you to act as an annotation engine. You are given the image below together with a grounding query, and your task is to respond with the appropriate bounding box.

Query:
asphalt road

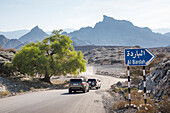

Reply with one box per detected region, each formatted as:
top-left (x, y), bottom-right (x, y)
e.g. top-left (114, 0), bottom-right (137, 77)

top-left (0, 66), bottom-right (126, 113)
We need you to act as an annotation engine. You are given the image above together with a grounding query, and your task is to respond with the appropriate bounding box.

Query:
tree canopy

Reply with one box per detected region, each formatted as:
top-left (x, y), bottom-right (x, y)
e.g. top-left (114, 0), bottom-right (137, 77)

top-left (12, 30), bottom-right (87, 83)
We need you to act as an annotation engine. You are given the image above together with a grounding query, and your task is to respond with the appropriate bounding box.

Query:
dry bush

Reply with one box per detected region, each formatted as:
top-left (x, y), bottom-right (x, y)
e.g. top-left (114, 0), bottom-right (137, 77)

top-left (158, 95), bottom-right (170, 113)
top-left (138, 104), bottom-right (156, 113)
top-left (30, 87), bottom-right (35, 91)
top-left (156, 53), bottom-right (166, 59)
top-left (20, 90), bottom-right (23, 93)
top-left (113, 100), bottom-right (128, 109)
top-left (0, 91), bottom-right (9, 96)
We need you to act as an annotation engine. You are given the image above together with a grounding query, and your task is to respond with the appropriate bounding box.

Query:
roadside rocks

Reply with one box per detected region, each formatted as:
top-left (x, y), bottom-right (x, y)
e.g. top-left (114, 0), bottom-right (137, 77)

top-left (94, 64), bottom-right (126, 78)
top-left (0, 50), bottom-right (14, 75)
top-left (138, 58), bottom-right (170, 99)
top-left (83, 47), bottom-right (125, 65)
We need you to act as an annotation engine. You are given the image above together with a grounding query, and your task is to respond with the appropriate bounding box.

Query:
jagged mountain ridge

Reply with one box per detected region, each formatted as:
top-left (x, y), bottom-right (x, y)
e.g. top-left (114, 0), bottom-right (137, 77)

top-left (66, 15), bottom-right (170, 47)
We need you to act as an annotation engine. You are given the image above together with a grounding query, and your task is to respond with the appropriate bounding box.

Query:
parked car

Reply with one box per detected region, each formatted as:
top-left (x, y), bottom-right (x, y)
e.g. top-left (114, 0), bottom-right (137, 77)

top-left (87, 78), bottom-right (101, 89)
top-left (68, 78), bottom-right (89, 93)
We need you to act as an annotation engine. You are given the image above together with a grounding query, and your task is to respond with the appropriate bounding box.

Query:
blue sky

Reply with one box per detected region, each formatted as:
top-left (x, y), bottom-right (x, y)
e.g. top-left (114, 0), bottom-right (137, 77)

top-left (1, 0), bottom-right (170, 31)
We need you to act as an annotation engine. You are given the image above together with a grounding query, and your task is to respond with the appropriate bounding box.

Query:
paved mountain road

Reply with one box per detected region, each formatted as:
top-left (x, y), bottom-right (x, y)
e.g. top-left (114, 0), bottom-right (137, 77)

top-left (0, 66), bottom-right (126, 113)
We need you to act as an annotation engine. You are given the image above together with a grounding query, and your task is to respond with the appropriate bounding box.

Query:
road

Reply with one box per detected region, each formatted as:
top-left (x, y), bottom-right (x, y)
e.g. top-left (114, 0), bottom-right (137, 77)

top-left (0, 66), bottom-right (126, 113)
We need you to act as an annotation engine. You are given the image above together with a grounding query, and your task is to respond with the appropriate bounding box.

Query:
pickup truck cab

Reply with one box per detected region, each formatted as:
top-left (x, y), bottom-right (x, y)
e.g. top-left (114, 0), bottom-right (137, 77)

top-left (68, 78), bottom-right (89, 93)
top-left (87, 78), bottom-right (101, 89)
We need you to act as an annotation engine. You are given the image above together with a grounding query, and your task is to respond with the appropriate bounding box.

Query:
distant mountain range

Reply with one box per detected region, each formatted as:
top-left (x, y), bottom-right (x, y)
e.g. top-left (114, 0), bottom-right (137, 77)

top-left (65, 15), bottom-right (170, 47)
top-left (0, 15), bottom-right (170, 49)
top-left (0, 30), bottom-right (29, 39)
top-left (0, 26), bottom-right (49, 49)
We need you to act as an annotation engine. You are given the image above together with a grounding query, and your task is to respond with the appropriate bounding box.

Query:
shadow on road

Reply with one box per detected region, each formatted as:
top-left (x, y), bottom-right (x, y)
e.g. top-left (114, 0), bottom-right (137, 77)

top-left (61, 92), bottom-right (85, 95)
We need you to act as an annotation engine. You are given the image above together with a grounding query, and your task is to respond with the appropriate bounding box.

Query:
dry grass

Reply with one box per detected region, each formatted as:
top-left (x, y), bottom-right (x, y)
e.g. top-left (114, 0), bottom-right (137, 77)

top-left (158, 95), bottom-right (170, 113)
top-left (138, 104), bottom-right (156, 113)
top-left (113, 100), bottom-right (128, 109)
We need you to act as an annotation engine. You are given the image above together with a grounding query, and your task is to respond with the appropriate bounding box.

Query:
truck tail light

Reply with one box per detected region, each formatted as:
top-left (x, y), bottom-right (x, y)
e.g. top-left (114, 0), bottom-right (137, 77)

top-left (69, 83), bottom-right (71, 85)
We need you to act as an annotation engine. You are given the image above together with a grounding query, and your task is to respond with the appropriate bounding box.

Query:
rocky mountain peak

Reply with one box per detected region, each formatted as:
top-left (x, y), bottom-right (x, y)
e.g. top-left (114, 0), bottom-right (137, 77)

top-left (19, 26), bottom-right (49, 43)
top-left (103, 15), bottom-right (116, 22)
top-left (30, 26), bottom-right (42, 32)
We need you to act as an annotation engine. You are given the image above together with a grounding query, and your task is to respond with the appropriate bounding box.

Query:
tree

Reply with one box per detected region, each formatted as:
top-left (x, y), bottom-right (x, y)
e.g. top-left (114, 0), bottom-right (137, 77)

top-left (12, 30), bottom-right (87, 83)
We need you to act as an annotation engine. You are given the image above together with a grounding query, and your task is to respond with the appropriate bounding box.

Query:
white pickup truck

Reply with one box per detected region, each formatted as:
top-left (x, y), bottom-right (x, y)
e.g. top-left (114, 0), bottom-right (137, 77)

top-left (87, 78), bottom-right (101, 89)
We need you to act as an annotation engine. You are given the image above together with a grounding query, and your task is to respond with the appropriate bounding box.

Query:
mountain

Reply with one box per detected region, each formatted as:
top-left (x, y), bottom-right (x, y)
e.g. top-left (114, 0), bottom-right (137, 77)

top-left (0, 30), bottom-right (29, 39)
top-left (14, 41), bottom-right (29, 50)
top-left (0, 35), bottom-right (9, 47)
top-left (65, 15), bottom-right (170, 47)
top-left (19, 26), bottom-right (49, 43)
top-left (2, 39), bottom-right (22, 49)
top-left (46, 28), bottom-right (76, 35)
top-left (153, 28), bottom-right (170, 34)
top-left (71, 37), bottom-right (92, 46)
top-left (164, 32), bottom-right (170, 37)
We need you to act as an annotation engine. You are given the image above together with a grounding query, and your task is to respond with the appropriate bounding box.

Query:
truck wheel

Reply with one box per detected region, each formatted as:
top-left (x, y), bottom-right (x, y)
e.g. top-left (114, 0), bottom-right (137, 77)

top-left (83, 89), bottom-right (86, 93)
top-left (69, 89), bottom-right (72, 94)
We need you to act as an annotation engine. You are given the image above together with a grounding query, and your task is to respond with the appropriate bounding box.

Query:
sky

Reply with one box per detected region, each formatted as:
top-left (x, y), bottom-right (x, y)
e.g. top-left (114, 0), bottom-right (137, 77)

top-left (0, 0), bottom-right (170, 31)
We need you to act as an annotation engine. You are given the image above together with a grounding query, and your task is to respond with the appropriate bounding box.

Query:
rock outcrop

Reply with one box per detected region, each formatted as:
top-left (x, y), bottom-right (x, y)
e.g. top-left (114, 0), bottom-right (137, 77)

top-left (139, 58), bottom-right (170, 99)
top-left (0, 51), bottom-right (14, 75)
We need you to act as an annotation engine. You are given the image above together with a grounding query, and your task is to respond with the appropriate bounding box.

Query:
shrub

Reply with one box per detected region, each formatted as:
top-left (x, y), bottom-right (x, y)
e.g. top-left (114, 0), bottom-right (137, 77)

top-left (0, 91), bottom-right (9, 96)
top-left (112, 89), bottom-right (119, 93)
top-left (20, 90), bottom-right (23, 93)
top-left (30, 87), bottom-right (35, 91)
top-left (113, 101), bottom-right (128, 109)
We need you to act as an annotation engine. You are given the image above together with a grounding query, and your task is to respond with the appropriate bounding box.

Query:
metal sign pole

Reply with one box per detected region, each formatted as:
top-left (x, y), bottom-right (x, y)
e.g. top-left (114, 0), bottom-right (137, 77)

top-left (127, 66), bottom-right (131, 106)
top-left (143, 66), bottom-right (147, 104)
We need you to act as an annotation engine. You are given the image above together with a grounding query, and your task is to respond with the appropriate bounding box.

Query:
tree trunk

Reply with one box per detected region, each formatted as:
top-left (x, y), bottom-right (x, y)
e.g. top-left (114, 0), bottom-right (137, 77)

top-left (42, 72), bottom-right (51, 83)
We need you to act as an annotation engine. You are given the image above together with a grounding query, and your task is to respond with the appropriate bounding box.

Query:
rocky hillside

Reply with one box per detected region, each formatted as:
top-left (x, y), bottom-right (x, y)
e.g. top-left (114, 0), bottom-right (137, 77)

top-left (139, 58), bottom-right (170, 99)
top-left (79, 46), bottom-right (170, 65)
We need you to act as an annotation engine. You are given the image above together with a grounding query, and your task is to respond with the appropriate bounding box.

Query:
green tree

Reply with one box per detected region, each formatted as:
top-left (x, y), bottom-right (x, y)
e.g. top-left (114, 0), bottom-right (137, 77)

top-left (12, 30), bottom-right (87, 83)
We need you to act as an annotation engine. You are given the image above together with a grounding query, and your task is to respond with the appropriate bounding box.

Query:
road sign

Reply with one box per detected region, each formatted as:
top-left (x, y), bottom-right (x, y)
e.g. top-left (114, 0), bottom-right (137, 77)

top-left (125, 48), bottom-right (156, 66)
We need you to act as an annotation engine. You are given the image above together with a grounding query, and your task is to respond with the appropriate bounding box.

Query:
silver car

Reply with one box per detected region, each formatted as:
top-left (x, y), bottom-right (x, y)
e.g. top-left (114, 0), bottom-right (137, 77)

top-left (68, 78), bottom-right (89, 93)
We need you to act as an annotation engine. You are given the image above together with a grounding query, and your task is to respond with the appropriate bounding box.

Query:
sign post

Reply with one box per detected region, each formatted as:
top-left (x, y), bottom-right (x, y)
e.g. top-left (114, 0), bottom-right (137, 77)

top-left (124, 48), bottom-right (156, 105)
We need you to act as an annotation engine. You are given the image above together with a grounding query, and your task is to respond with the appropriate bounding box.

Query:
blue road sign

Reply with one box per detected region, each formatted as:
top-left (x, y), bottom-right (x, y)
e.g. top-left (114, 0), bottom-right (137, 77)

top-left (125, 48), bottom-right (156, 66)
